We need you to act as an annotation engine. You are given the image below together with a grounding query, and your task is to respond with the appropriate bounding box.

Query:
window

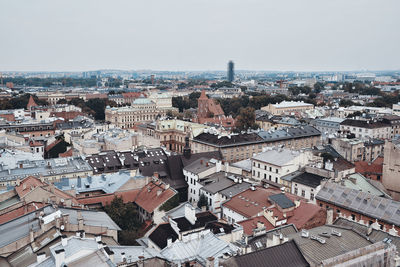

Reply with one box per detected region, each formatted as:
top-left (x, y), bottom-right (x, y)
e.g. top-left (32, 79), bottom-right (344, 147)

top-left (336, 209), bottom-right (340, 214)
top-left (258, 163), bottom-right (260, 168)
top-left (294, 188), bottom-right (298, 195)
top-left (351, 214), bottom-right (355, 221)
top-left (264, 173), bottom-right (266, 179)
top-left (276, 169), bottom-right (279, 174)
top-left (310, 193), bottom-right (314, 201)
top-left (301, 190), bottom-right (305, 197)
top-left (275, 177), bottom-right (278, 183)
top-left (269, 167), bottom-right (272, 171)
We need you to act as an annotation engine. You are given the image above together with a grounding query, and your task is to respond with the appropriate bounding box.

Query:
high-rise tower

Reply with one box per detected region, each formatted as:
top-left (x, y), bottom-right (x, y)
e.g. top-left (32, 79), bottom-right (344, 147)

top-left (227, 61), bottom-right (234, 82)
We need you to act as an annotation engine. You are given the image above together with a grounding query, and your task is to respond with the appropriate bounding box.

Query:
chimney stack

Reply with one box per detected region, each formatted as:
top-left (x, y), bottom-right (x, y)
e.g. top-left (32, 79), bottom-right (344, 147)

top-left (54, 249), bottom-right (65, 267)
top-left (36, 252), bottom-right (46, 264)
top-left (61, 235), bottom-right (68, 246)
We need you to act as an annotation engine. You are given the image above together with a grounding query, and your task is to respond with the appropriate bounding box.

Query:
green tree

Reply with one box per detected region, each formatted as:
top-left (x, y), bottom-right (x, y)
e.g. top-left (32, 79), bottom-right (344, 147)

top-left (57, 99), bottom-right (68, 104)
top-left (159, 194), bottom-right (179, 212)
top-left (234, 107), bottom-right (258, 132)
top-left (197, 194), bottom-right (208, 209)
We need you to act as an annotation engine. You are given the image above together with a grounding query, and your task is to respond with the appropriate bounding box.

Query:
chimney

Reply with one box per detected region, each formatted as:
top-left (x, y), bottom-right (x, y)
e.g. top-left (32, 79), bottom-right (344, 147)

top-left (216, 160), bottom-right (222, 172)
top-left (54, 249), bottom-right (65, 267)
top-left (200, 160), bottom-right (203, 165)
top-left (165, 184), bottom-right (170, 190)
top-left (257, 221), bottom-right (265, 230)
top-left (184, 204), bottom-right (196, 225)
top-left (224, 161), bottom-right (229, 173)
top-left (95, 235), bottom-right (101, 243)
top-left (326, 208), bottom-right (333, 224)
top-left (206, 257), bottom-right (214, 267)
top-left (167, 237), bottom-right (173, 247)
top-left (61, 235), bottom-right (68, 246)
top-left (36, 252), bottom-right (46, 264)
top-left (206, 162), bottom-right (209, 167)
top-left (97, 241), bottom-right (103, 249)
top-left (121, 252), bottom-right (126, 263)
top-left (153, 172), bottom-right (159, 179)
top-left (16, 178), bottom-right (20, 186)
top-left (29, 228), bottom-right (34, 242)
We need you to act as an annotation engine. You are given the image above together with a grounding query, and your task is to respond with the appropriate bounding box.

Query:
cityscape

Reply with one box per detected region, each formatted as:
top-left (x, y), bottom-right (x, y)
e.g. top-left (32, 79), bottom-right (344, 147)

top-left (1, 0), bottom-right (400, 267)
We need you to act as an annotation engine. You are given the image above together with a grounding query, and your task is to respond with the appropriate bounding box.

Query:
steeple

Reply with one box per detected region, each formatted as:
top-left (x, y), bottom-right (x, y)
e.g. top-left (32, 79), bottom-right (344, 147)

top-left (27, 95), bottom-right (38, 110)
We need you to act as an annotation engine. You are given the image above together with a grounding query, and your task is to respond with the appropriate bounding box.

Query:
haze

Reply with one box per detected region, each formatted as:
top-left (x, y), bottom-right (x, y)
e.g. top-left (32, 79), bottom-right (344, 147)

top-left (0, 0), bottom-right (399, 72)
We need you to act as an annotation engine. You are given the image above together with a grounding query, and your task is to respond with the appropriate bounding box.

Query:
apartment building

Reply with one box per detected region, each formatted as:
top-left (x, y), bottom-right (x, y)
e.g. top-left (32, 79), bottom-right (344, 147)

top-left (331, 137), bottom-right (384, 162)
top-left (191, 126), bottom-right (321, 163)
top-left (340, 119), bottom-right (391, 139)
top-left (383, 140), bottom-right (400, 201)
top-left (154, 119), bottom-right (207, 152)
top-left (251, 147), bottom-right (315, 184)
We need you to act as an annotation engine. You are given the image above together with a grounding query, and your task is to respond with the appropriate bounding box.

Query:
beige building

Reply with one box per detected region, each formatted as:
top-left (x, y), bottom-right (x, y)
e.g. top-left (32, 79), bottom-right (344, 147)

top-left (261, 101), bottom-right (314, 115)
top-left (331, 138), bottom-right (384, 163)
top-left (155, 119), bottom-right (207, 152)
top-left (105, 97), bottom-right (177, 129)
top-left (383, 140), bottom-right (400, 200)
top-left (192, 126), bottom-right (321, 163)
top-left (393, 102), bottom-right (400, 116)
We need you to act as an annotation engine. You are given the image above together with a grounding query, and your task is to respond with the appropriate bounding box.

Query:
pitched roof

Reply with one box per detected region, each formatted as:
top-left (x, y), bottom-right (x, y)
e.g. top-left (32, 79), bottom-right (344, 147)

top-left (220, 240), bottom-right (309, 267)
top-left (173, 211), bottom-right (217, 232)
top-left (135, 180), bottom-right (176, 213)
top-left (316, 182), bottom-right (400, 226)
top-left (288, 225), bottom-right (372, 266)
top-left (148, 223), bottom-right (179, 249)
top-left (252, 148), bottom-right (301, 166)
top-left (193, 132), bottom-right (264, 147)
top-left (27, 95), bottom-right (38, 109)
top-left (291, 172), bottom-right (325, 188)
top-left (340, 119), bottom-right (390, 129)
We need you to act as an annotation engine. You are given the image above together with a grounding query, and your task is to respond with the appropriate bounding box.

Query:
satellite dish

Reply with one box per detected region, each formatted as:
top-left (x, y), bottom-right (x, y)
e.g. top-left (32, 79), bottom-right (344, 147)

top-left (60, 225), bottom-right (65, 230)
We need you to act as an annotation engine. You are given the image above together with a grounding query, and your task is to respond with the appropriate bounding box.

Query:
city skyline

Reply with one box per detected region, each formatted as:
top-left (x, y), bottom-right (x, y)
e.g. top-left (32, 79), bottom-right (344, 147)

top-left (1, 0), bottom-right (399, 72)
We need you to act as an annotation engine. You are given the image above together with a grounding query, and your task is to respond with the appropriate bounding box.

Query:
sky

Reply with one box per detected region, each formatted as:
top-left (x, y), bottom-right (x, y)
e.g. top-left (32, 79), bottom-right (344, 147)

top-left (0, 0), bottom-right (399, 72)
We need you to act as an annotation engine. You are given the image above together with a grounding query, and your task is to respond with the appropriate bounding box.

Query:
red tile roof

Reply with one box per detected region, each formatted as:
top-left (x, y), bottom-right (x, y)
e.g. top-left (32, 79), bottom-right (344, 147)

top-left (59, 148), bottom-right (73, 158)
top-left (355, 156), bottom-right (383, 175)
top-left (86, 93), bottom-right (108, 99)
top-left (135, 180), bottom-right (176, 213)
top-left (122, 92), bottom-right (146, 99)
top-left (0, 202), bottom-right (48, 224)
top-left (238, 200), bottom-right (325, 236)
top-left (15, 176), bottom-right (45, 198)
top-left (223, 187), bottom-right (300, 218)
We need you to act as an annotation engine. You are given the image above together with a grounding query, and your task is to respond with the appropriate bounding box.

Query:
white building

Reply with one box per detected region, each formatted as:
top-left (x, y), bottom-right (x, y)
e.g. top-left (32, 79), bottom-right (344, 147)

top-left (251, 147), bottom-right (316, 184)
top-left (340, 119), bottom-right (391, 139)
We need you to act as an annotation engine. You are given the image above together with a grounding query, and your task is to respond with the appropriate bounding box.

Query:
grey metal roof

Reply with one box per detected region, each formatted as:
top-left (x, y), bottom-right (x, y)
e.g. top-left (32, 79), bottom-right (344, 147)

top-left (0, 156), bottom-right (92, 182)
top-left (160, 231), bottom-right (238, 266)
top-left (109, 246), bottom-right (163, 264)
top-left (316, 182), bottom-right (400, 227)
top-left (0, 206), bottom-right (120, 249)
top-left (221, 240), bottom-right (309, 267)
top-left (288, 225), bottom-right (372, 265)
top-left (334, 217), bottom-right (400, 251)
top-left (231, 159), bottom-right (252, 172)
top-left (54, 170), bottom-right (133, 194)
top-left (219, 182), bottom-right (252, 198)
top-left (199, 172), bottom-right (236, 194)
top-left (183, 157), bottom-right (215, 174)
top-left (252, 148), bottom-right (301, 166)
top-left (268, 193), bottom-right (295, 209)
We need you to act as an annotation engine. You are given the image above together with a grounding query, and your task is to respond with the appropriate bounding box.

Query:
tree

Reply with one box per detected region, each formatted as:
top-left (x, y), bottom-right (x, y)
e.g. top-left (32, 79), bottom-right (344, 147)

top-left (234, 107), bottom-right (258, 132)
top-left (104, 196), bottom-right (143, 245)
top-left (57, 99), bottom-right (68, 104)
top-left (197, 194), bottom-right (208, 209)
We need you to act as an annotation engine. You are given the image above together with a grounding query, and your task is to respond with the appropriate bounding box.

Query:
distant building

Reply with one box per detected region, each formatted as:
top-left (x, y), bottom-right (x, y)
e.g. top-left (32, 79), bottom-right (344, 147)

top-left (194, 90), bottom-right (235, 128)
top-left (383, 140), bottom-right (400, 200)
top-left (227, 60), bottom-right (234, 82)
top-left (340, 119), bottom-right (391, 140)
top-left (262, 101), bottom-right (314, 115)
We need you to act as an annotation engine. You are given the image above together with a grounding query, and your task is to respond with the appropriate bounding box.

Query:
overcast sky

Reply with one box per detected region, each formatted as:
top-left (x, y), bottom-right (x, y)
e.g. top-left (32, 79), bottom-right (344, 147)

top-left (0, 0), bottom-right (399, 72)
